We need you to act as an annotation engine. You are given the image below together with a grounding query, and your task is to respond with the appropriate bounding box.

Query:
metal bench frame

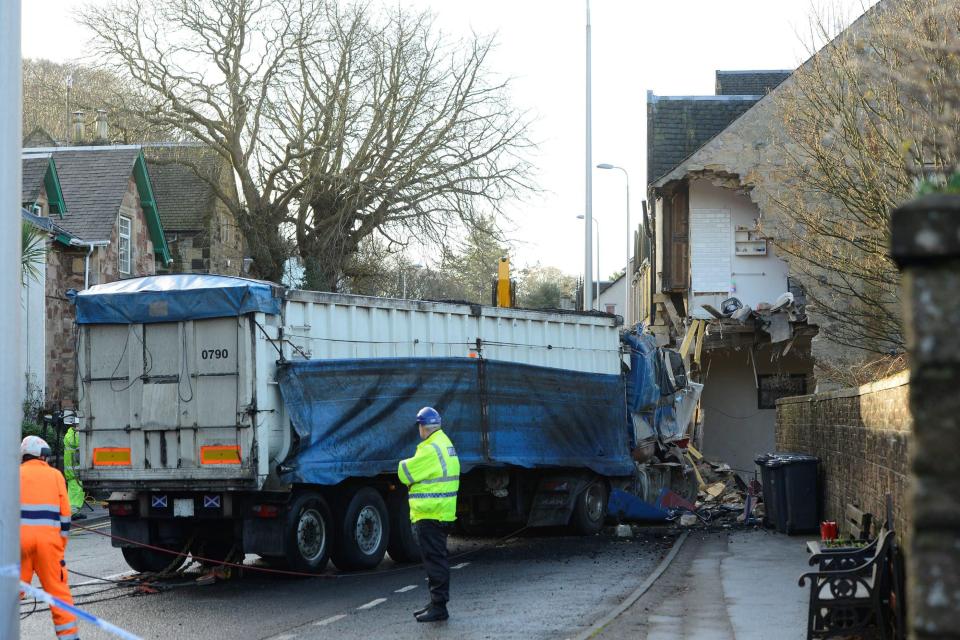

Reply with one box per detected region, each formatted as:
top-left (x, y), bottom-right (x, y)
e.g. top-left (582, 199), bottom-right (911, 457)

top-left (799, 530), bottom-right (893, 640)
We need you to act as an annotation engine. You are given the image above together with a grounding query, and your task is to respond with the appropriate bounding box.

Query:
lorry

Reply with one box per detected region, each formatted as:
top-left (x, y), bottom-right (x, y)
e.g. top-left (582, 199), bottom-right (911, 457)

top-left (74, 275), bottom-right (701, 575)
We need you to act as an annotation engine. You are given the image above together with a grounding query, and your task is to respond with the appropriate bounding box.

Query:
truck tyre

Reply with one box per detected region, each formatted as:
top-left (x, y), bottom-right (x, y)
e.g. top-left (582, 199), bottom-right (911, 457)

top-left (331, 487), bottom-right (390, 571)
top-left (386, 491), bottom-right (420, 564)
top-left (283, 492), bottom-right (333, 574)
top-left (121, 545), bottom-right (188, 574)
top-left (570, 481), bottom-right (608, 536)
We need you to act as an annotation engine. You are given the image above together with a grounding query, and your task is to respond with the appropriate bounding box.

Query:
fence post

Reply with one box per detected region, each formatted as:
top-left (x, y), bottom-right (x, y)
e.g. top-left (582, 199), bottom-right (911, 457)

top-left (891, 195), bottom-right (960, 640)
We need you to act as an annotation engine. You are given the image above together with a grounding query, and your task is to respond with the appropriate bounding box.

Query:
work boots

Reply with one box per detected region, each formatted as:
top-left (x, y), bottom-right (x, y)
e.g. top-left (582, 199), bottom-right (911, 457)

top-left (415, 603), bottom-right (449, 622)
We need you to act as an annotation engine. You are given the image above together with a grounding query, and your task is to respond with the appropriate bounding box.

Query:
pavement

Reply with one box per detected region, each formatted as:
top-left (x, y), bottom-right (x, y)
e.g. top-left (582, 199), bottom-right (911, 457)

top-left (594, 528), bottom-right (810, 640)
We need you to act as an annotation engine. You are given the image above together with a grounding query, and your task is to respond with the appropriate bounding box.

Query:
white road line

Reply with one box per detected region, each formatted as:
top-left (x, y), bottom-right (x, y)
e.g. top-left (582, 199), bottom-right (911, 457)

top-left (451, 562), bottom-right (470, 569)
top-left (357, 597), bottom-right (388, 610)
top-left (312, 614), bottom-right (347, 627)
top-left (394, 584), bottom-right (418, 593)
top-left (73, 571), bottom-right (136, 587)
top-left (270, 634), bottom-right (297, 640)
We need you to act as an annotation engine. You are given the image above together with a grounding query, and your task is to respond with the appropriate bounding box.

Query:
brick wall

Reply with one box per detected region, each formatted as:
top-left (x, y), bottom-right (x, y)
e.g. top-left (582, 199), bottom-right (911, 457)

top-left (775, 370), bottom-right (911, 537)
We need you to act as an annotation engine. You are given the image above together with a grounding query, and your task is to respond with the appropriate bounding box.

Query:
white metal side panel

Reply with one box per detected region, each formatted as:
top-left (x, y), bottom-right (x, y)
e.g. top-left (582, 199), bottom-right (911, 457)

top-left (282, 292), bottom-right (622, 375)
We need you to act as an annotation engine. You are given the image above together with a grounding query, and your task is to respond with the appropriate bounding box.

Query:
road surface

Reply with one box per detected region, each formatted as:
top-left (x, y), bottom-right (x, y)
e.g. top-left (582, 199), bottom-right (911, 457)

top-left (20, 521), bottom-right (677, 640)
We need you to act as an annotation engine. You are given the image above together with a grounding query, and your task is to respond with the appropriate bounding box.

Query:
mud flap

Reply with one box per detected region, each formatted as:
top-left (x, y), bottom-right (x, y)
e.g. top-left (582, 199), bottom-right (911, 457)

top-left (526, 474), bottom-right (592, 528)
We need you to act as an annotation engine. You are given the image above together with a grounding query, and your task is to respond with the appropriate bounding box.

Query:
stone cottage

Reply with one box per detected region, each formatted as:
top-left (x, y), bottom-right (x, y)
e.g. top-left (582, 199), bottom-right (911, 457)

top-left (22, 145), bottom-right (172, 407)
top-left (145, 144), bottom-right (244, 276)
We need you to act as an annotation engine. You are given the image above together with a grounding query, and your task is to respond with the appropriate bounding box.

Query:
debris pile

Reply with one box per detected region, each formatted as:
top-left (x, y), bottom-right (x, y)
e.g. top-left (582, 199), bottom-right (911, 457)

top-left (675, 448), bottom-right (763, 529)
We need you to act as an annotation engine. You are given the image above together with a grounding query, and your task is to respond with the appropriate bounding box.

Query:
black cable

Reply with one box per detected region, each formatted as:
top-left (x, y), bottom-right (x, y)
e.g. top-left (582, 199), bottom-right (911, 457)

top-left (177, 326), bottom-right (194, 403)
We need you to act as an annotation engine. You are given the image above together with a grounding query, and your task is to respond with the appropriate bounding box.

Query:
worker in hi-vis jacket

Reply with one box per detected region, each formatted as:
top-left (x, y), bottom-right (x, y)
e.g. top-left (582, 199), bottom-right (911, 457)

top-left (398, 407), bottom-right (460, 622)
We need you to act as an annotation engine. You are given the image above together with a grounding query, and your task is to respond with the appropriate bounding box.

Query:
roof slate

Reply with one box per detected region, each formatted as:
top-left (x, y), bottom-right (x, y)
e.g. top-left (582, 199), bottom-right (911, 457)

top-left (26, 146), bottom-right (142, 242)
top-left (145, 146), bottom-right (222, 232)
top-left (646, 96), bottom-right (759, 185)
top-left (715, 70), bottom-right (792, 96)
top-left (22, 156), bottom-right (49, 205)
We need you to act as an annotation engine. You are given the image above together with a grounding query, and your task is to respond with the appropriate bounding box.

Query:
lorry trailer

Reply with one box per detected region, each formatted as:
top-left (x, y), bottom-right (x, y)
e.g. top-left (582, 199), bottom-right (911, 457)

top-left (74, 275), bottom-right (700, 574)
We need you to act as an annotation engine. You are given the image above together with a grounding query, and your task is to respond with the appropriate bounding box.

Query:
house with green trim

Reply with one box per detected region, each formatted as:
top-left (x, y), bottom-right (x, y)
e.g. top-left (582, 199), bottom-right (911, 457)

top-left (21, 145), bottom-right (172, 408)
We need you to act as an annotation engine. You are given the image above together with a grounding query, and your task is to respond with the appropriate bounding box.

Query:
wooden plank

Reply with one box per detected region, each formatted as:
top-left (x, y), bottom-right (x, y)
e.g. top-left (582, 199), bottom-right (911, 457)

top-left (669, 187), bottom-right (689, 291)
top-left (694, 320), bottom-right (706, 365)
top-left (678, 320), bottom-right (698, 359)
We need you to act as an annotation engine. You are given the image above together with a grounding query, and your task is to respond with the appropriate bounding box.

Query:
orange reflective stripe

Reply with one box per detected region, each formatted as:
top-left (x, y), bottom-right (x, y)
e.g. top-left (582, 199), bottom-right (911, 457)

top-left (92, 447), bottom-right (131, 467)
top-left (200, 445), bottom-right (241, 465)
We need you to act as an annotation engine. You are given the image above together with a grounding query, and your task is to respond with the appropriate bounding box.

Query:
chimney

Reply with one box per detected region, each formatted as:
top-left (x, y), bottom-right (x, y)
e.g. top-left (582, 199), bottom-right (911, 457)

top-left (72, 111), bottom-right (85, 144)
top-left (95, 109), bottom-right (109, 143)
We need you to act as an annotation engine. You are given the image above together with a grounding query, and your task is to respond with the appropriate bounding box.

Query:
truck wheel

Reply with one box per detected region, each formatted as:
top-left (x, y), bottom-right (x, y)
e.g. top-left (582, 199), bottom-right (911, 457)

top-left (121, 546), bottom-right (188, 574)
top-left (570, 481), bottom-right (608, 536)
top-left (283, 492), bottom-right (333, 574)
top-left (386, 491), bottom-right (420, 564)
top-left (331, 487), bottom-right (390, 571)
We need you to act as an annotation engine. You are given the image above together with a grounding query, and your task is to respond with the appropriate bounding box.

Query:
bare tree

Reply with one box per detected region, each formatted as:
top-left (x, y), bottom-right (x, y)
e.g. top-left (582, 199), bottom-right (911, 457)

top-left (80, 0), bottom-right (533, 288)
top-left (772, 0), bottom-right (960, 356)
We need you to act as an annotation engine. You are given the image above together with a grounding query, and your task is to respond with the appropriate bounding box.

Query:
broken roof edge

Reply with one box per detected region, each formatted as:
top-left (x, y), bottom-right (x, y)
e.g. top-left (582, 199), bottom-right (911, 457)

top-left (649, 89), bottom-right (783, 189)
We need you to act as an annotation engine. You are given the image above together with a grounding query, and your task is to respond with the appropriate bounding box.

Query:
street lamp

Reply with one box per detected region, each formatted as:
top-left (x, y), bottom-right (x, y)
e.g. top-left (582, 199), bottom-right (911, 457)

top-left (597, 163), bottom-right (630, 326)
top-left (577, 214), bottom-right (600, 310)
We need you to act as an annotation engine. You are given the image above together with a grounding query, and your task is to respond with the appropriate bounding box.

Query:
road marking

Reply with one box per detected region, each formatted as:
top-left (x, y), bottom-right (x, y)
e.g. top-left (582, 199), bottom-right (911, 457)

top-left (357, 598), bottom-right (387, 610)
top-left (270, 635), bottom-right (297, 640)
top-left (73, 571), bottom-right (136, 587)
top-left (394, 584), bottom-right (418, 593)
top-left (451, 562), bottom-right (470, 569)
top-left (312, 614), bottom-right (346, 627)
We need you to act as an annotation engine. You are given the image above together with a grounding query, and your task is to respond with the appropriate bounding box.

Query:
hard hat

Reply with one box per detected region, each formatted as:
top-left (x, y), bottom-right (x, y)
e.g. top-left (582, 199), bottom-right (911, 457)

top-left (21, 435), bottom-right (51, 459)
top-left (415, 407), bottom-right (442, 427)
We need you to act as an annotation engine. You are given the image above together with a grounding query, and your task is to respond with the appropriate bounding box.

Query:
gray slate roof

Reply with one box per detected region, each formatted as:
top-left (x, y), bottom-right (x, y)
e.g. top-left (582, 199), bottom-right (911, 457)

top-left (22, 156), bottom-right (49, 205)
top-left (715, 70), bottom-right (792, 96)
top-left (25, 146), bottom-right (142, 242)
top-left (145, 146), bottom-right (222, 233)
top-left (646, 95), bottom-right (760, 185)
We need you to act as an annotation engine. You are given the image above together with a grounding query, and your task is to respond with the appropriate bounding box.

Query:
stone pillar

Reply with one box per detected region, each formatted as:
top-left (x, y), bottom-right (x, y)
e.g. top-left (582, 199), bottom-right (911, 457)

top-left (891, 195), bottom-right (960, 640)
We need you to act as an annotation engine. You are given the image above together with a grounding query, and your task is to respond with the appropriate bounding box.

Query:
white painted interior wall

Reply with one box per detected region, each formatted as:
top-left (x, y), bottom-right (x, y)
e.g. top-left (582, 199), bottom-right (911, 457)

top-left (688, 179), bottom-right (790, 319)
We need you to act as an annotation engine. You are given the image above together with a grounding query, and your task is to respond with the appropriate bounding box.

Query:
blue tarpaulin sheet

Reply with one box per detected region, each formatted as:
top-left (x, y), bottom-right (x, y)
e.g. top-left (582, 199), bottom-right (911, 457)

top-left (622, 331), bottom-right (660, 413)
top-left (72, 274), bottom-right (281, 324)
top-left (276, 357), bottom-right (635, 486)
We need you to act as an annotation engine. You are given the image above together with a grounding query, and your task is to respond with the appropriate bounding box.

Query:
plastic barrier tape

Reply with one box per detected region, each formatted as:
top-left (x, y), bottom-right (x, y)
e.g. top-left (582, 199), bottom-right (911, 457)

top-left (19, 580), bottom-right (143, 640)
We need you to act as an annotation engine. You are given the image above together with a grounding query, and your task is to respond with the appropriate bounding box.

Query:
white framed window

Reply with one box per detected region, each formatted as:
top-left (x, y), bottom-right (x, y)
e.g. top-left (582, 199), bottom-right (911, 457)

top-left (118, 215), bottom-right (132, 275)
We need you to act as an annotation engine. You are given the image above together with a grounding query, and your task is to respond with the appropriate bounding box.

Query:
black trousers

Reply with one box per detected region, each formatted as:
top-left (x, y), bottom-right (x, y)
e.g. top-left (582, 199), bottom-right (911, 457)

top-left (414, 519), bottom-right (450, 606)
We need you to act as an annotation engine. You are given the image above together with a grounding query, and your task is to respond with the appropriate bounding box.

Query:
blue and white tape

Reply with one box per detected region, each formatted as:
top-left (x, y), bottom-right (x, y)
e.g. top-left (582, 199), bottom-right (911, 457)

top-left (20, 580), bottom-right (143, 640)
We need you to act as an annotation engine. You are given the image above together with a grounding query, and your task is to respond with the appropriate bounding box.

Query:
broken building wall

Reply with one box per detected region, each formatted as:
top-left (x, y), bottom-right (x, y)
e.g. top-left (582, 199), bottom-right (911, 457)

top-left (700, 341), bottom-right (814, 477)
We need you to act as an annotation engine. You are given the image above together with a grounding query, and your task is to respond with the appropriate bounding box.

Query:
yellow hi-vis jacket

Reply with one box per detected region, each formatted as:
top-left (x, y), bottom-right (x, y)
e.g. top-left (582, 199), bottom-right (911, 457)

top-left (398, 429), bottom-right (460, 523)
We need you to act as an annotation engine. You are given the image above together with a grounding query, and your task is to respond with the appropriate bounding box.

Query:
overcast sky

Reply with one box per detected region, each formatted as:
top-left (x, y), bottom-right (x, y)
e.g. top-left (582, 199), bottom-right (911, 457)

top-left (22, 0), bottom-right (874, 280)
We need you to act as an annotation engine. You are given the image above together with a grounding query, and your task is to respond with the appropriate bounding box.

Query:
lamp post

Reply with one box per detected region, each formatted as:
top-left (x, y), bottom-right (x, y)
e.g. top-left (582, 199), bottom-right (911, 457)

top-left (597, 163), bottom-right (630, 326)
top-left (577, 214), bottom-right (600, 310)
top-left (584, 0), bottom-right (594, 316)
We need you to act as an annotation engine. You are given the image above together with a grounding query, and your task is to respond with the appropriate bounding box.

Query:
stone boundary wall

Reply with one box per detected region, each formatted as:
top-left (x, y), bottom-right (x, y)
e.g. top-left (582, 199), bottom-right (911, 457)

top-left (776, 370), bottom-right (911, 537)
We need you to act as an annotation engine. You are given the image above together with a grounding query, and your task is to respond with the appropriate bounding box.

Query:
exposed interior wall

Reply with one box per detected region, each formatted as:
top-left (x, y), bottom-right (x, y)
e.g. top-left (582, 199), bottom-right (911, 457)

top-left (20, 256), bottom-right (46, 402)
top-left (687, 179), bottom-right (790, 319)
top-left (700, 340), bottom-right (814, 477)
top-left (776, 371), bottom-right (910, 538)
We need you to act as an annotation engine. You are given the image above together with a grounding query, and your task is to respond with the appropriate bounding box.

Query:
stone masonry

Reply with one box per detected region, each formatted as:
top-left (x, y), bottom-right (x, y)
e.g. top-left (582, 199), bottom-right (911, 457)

top-left (776, 371), bottom-right (911, 538)
top-left (891, 195), bottom-right (960, 640)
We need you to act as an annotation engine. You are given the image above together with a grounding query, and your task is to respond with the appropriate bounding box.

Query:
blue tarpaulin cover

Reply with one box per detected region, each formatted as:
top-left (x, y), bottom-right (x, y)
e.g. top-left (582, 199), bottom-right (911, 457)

top-left (72, 274), bottom-right (281, 324)
top-left (276, 357), bottom-right (635, 486)
top-left (622, 331), bottom-right (661, 414)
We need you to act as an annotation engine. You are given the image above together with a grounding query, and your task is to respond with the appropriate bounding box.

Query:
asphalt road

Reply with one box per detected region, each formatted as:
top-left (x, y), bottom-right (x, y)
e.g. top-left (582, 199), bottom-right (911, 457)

top-left (20, 522), bottom-right (677, 640)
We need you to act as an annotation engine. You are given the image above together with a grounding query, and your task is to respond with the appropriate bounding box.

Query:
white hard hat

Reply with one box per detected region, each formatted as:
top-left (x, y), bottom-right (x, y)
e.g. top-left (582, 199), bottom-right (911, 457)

top-left (21, 436), bottom-right (51, 459)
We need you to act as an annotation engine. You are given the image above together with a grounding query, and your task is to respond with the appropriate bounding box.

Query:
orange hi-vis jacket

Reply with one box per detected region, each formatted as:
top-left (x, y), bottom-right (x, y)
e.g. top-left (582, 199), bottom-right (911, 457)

top-left (21, 458), bottom-right (78, 640)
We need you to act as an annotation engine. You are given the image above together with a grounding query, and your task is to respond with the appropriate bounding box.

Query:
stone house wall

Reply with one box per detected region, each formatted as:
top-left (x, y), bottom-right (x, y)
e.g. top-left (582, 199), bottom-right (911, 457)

top-left (44, 177), bottom-right (156, 408)
top-left (775, 370), bottom-right (911, 537)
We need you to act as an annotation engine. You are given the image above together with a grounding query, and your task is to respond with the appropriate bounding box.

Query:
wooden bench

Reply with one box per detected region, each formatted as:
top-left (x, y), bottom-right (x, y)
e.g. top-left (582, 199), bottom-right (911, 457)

top-left (843, 503), bottom-right (873, 541)
top-left (800, 529), bottom-right (894, 639)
